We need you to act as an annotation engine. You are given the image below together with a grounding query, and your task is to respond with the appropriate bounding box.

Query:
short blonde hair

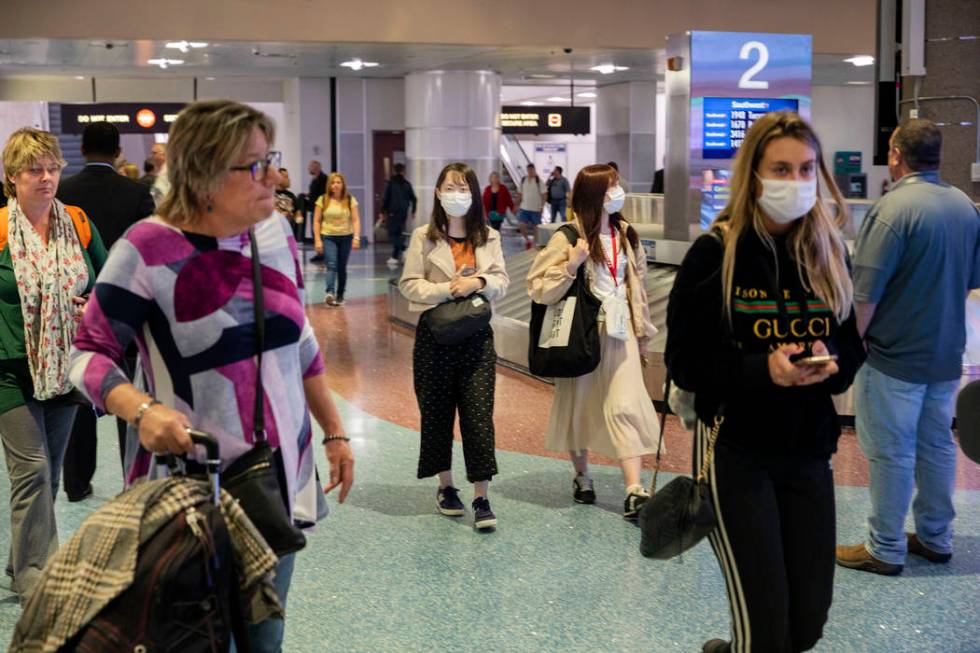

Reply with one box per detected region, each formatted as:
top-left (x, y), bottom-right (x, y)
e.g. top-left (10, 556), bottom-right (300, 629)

top-left (2, 128), bottom-right (66, 199)
top-left (157, 100), bottom-right (275, 226)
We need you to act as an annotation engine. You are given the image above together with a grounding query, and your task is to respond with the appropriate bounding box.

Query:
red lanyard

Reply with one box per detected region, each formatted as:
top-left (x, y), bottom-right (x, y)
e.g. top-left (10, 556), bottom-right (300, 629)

top-left (604, 225), bottom-right (619, 287)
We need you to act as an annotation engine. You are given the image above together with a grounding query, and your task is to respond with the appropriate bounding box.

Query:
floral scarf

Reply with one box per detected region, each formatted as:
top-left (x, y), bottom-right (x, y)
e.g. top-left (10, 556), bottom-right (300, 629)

top-left (7, 198), bottom-right (89, 400)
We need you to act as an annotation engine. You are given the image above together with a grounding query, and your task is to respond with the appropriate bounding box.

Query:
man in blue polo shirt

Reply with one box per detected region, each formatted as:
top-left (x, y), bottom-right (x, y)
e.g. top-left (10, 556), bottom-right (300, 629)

top-left (838, 119), bottom-right (980, 575)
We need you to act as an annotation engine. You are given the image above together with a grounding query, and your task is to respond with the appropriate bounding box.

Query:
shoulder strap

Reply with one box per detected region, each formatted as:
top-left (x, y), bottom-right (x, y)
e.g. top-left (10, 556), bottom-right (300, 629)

top-left (556, 223), bottom-right (579, 246)
top-left (0, 205), bottom-right (92, 250)
top-left (249, 228), bottom-right (266, 443)
top-left (0, 207), bottom-right (7, 252)
top-left (64, 205), bottom-right (92, 248)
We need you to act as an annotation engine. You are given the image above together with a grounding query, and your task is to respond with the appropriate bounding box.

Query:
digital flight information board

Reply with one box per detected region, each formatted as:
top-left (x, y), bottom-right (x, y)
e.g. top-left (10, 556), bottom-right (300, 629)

top-left (702, 97), bottom-right (799, 159)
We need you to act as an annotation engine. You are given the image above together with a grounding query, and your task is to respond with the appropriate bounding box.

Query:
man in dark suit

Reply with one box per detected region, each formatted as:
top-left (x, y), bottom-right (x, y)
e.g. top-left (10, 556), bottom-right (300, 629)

top-left (57, 122), bottom-right (154, 501)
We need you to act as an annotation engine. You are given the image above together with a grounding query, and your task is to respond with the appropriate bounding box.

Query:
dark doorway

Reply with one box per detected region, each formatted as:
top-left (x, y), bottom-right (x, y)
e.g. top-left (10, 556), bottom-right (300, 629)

top-left (372, 131), bottom-right (406, 243)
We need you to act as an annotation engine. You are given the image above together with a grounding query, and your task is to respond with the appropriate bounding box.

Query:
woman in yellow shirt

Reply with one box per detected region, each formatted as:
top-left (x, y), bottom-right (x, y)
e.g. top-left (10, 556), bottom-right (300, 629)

top-left (314, 172), bottom-right (361, 306)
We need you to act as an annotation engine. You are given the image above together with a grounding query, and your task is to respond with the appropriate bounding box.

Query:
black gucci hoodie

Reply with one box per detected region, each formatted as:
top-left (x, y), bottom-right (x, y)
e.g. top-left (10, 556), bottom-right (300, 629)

top-left (665, 228), bottom-right (865, 457)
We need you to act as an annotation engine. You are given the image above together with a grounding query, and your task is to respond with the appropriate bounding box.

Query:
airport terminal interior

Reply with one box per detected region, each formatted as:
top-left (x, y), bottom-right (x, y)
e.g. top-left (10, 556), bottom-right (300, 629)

top-left (0, 1), bottom-right (978, 651)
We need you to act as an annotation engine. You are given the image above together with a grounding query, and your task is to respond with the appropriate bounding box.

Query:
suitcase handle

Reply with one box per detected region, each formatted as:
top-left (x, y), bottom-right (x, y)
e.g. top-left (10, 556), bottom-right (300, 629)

top-left (154, 429), bottom-right (222, 506)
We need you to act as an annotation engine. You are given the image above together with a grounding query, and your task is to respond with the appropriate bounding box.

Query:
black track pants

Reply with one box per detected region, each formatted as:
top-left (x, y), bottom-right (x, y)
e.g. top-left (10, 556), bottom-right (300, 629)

top-left (695, 422), bottom-right (836, 653)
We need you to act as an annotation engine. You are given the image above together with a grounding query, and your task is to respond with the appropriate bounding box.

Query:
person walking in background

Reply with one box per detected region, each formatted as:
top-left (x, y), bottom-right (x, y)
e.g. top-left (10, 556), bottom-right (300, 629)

top-left (275, 167), bottom-right (303, 243)
top-left (116, 162), bottom-right (139, 181)
top-left (546, 166), bottom-right (570, 223)
top-left (516, 163), bottom-right (546, 249)
top-left (837, 119), bottom-right (980, 576)
top-left (0, 128), bottom-right (107, 602)
top-left (56, 121), bottom-right (154, 502)
top-left (527, 163), bottom-right (661, 520)
top-left (399, 162), bottom-right (509, 531)
top-left (482, 171), bottom-right (514, 232)
top-left (139, 158), bottom-right (156, 186)
top-left (313, 172), bottom-right (361, 306)
top-left (68, 100), bottom-right (354, 652)
top-left (307, 160), bottom-right (328, 262)
top-left (380, 162), bottom-right (417, 269)
top-left (149, 142), bottom-right (169, 207)
top-left (666, 112), bottom-right (864, 653)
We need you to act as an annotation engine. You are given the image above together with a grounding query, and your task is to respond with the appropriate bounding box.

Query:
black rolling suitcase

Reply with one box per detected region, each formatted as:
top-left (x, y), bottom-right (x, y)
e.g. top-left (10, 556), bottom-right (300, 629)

top-left (44, 432), bottom-right (252, 653)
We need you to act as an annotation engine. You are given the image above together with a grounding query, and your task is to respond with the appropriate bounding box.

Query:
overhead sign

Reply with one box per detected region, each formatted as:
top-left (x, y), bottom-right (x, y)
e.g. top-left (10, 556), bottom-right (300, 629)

top-left (500, 106), bottom-right (590, 135)
top-left (690, 32), bottom-right (812, 162)
top-left (702, 97), bottom-right (799, 158)
top-left (60, 103), bottom-right (187, 134)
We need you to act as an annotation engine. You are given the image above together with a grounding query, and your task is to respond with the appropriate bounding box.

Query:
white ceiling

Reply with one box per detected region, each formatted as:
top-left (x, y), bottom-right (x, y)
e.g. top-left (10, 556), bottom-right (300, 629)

top-left (0, 39), bottom-right (874, 87)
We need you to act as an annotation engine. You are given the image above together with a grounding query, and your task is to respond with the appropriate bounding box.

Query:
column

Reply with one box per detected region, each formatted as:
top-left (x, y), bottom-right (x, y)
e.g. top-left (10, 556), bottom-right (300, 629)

top-left (405, 71), bottom-right (501, 223)
top-left (596, 81), bottom-right (657, 193)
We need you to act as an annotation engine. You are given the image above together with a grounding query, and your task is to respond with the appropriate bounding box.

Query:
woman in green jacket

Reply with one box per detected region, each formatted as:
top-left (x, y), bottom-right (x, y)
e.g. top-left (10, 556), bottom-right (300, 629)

top-left (0, 128), bottom-right (106, 603)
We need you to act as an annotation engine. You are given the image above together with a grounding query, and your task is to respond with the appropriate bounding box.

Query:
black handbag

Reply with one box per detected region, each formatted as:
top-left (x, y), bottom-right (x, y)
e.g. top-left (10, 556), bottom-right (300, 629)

top-left (639, 377), bottom-right (724, 560)
top-left (220, 228), bottom-right (307, 558)
top-left (424, 292), bottom-right (492, 346)
top-left (527, 224), bottom-right (601, 378)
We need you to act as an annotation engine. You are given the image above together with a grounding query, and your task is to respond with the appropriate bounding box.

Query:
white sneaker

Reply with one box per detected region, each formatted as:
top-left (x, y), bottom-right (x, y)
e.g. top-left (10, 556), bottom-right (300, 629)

top-left (386, 257), bottom-right (399, 269)
top-left (324, 292), bottom-right (336, 306)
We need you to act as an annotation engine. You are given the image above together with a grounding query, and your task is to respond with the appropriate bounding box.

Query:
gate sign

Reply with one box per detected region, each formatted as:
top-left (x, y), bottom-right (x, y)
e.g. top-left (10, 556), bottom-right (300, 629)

top-left (690, 31), bottom-right (812, 162)
top-left (61, 103), bottom-right (187, 134)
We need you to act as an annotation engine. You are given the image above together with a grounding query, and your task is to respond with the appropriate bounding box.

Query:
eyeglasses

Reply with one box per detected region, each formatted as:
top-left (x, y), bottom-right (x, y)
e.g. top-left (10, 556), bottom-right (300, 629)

top-left (230, 151), bottom-right (282, 181)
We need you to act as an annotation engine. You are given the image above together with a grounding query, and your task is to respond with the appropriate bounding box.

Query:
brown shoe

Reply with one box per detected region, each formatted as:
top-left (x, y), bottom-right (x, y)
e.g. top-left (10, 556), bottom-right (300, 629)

top-left (835, 543), bottom-right (903, 575)
top-left (907, 533), bottom-right (952, 563)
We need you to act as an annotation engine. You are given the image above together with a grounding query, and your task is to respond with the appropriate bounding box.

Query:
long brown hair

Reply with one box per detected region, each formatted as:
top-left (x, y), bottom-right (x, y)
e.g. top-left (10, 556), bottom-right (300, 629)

top-left (713, 111), bottom-right (852, 323)
top-left (426, 162), bottom-right (488, 247)
top-left (571, 164), bottom-right (638, 264)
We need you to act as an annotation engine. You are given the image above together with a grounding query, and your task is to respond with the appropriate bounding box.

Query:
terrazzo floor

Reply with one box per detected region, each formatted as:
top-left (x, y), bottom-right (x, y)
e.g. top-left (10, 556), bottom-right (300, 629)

top-left (0, 242), bottom-right (977, 652)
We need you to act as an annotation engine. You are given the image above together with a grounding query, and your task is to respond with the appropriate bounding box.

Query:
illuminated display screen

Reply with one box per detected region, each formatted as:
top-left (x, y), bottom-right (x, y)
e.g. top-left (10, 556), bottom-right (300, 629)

top-left (500, 106), bottom-right (590, 135)
top-left (61, 103), bottom-right (186, 134)
top-left (702, 97), bottom-right (799, 159)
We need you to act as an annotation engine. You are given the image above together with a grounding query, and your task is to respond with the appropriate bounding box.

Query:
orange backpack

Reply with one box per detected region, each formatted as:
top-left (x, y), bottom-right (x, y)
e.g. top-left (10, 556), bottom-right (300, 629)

top-left (0, 204), bottom-right (92, 251)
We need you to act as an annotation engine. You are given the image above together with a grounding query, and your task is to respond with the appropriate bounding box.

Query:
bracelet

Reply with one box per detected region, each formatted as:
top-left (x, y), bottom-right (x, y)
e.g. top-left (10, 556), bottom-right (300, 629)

top-left (322, 434), bottom-right (351, 444)
top-left (134, 399), bottom-right (161, 428)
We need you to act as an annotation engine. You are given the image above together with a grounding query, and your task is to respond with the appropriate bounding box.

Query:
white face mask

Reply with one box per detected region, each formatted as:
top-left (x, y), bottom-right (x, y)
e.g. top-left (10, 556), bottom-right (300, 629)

top-left (603, 185), bottom-right (626, 214)
top-left (440, 191), bottom-right (472, 218)
top-left (757, 178), bottom-right (817, 224)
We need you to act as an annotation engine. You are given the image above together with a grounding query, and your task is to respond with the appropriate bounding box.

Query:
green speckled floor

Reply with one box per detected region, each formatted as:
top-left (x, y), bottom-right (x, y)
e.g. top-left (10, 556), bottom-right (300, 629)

top-left (2, 396), bottom-right (976, 652)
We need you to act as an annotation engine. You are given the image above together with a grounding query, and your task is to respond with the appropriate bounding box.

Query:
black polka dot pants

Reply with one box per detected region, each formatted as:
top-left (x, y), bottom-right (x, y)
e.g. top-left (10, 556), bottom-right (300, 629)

top-left (413, 316), bottom-right (498, 483)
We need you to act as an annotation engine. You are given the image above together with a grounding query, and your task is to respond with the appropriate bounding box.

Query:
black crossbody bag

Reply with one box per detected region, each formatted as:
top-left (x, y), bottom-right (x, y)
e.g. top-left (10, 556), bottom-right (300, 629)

top-left (220, 228), bottom-right (307, 557)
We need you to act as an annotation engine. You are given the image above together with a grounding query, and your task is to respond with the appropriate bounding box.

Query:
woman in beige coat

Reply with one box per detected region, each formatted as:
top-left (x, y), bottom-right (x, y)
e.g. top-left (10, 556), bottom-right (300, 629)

top-left (527, 163), bottom-right (661, 520)
top-left (399, 162), bottom-right (509, 531)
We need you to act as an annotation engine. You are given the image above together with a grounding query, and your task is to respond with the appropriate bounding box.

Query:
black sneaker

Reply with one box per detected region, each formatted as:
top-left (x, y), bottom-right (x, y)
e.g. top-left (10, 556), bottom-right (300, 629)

top-left (334, 296), bottom-right (346, 306)
top-left (623, 489), bottom-right (650, 521)
top-left (436, 486), bottom-right (464, 516)
top-left (702, 639), bottom-right (730, 653)
top-left (573, 475), bottom-right (596, 504)
top-left (472, 497), bottom-right (497, 530)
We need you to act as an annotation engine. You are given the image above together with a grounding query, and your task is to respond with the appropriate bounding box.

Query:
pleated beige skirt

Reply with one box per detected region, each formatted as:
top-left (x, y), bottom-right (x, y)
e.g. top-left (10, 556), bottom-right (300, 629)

top-left (544, 328), bottom-right (662, 460)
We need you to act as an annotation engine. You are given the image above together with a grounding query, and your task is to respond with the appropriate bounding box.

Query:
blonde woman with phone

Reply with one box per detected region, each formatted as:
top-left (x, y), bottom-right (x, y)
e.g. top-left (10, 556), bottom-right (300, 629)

top-left (665, 112), bottom-right (865, 653)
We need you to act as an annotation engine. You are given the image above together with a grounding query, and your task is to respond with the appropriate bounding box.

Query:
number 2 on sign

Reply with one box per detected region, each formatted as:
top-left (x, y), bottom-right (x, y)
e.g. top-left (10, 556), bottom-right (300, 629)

top-left (739, 41), bottom-right (770, 90)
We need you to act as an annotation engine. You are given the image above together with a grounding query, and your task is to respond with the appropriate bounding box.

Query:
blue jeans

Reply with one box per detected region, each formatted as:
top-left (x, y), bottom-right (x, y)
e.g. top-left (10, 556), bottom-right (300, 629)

top-left (549, 200), bottom-right (566, 222)
top-left (232, 553), bottom-right (295, 653)
top-left (323, 234), bottom-right (353, 299)
top-left (855, 364), bottom-right (959, 564)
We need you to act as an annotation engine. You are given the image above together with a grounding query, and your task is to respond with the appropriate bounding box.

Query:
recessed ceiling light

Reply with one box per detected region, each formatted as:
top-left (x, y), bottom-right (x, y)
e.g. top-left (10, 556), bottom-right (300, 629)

top-left (547, 96), bottom-right (570, 102)
top-left (340, 59), bottom-right (379, 71)
top-left (74, 76), bottom-right (85, 80)
top-left (147, 58), bottom-right (184, 69)
top-left (846, 81), bottom-right (871, 85)
top-left (576, 91), bottom-right (597, 98)
top-left (527, 74), bottom-right (557, 79)
top-left (844, 55), bottom-right (874, 67)
top-left (520, 101), bottom-right (542, 106)
top-left (590, 64), bottom-right (629, 75)
top-left (205, 76), bottom-right (216, 81)
top-left (166, 41), bottom-right (208, 53)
